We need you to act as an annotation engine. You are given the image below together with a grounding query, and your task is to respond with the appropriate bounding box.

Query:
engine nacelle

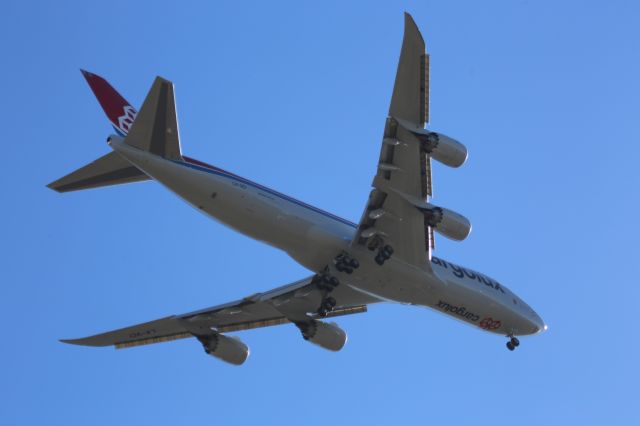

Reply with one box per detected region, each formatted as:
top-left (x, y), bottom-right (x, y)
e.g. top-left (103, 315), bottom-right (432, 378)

top-left (296, 320), bottom-right (347, 352)
top-left (413, 130), bottom-right (468, 168)
top-left (199, 334), bottom-right (250, 365)
top-left (421, 204), bottom-right (471, 241)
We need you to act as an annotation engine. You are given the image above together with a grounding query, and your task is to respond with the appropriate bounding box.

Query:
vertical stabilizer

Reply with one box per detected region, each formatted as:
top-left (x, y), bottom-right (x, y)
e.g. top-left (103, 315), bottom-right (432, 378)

top-left (81, 70), bottom-right (138, 136)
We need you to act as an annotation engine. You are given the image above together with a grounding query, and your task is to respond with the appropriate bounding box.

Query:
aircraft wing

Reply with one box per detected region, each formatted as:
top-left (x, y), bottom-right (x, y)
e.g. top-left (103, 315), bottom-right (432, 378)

top-left (352, 13), bottom-right (435, 268)
top-left (61, 276), bottom-right (378, 349)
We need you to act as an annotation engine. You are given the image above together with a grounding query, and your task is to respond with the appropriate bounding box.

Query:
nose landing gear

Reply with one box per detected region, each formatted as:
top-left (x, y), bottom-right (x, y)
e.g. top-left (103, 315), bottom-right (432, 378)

top-left (506, 336), bottom-right (520, 351)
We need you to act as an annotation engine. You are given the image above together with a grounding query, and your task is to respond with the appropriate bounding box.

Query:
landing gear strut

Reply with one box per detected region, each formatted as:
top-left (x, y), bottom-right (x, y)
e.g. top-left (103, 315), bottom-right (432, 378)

top-left (506, 336), bottom-right (520, 351)
top-left (317, 296), bottom-right (336, 317)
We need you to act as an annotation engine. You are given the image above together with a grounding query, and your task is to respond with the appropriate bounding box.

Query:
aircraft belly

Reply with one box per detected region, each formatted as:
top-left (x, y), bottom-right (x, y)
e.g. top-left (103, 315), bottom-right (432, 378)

top-left (111, 144), bottom-right (351, 269)
top-left (343, 251), bottom-right (441, 306)
top-left (111, 146), bottom-right (291, 245)
top-left (340, 252), bottom-right (536, 336)
top-left (165, 170), bottom-right (306, 250)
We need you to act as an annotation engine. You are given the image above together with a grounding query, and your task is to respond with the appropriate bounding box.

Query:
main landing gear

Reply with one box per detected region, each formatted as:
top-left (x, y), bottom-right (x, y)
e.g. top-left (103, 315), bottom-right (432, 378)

top-left (313, 252), bottom-right (360, 317)
top-left (317, 296), bottom-right (336, 317)
top-left (312, 271), bottom-right (339, 293)
top-left (334, 252), bottom-right (359, 274)
top-left (506, 336), bottom-right (520, 351)
top-left (374, 245), bottom-right (394, 266)
top-left (367, 236), bottom-right (394, 266)
top-left (312, 269), bottom-right (340, 317)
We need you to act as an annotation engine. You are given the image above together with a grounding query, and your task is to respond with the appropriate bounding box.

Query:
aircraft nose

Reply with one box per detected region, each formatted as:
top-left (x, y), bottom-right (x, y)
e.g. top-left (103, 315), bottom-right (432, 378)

top-left (532, 312), bottom-right (548, 334)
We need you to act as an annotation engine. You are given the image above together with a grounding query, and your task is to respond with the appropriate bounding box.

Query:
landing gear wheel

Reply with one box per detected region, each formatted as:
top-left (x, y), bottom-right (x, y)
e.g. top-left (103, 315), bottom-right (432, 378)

top-left (315, 275), bottom-right (331, 292)
top-left (316, 283), bottom-right (330, 292)
top-left (506, 341), bottom-right (515, 351)
top-left (382, 245), bottom-right (394, 257)
top-left (375, 255), bottom-right (385, 266)
top-left (324, 297), bottom-right (336, 308)
top-left (318, 296), bottom-right (336, 317)
top-left (334, 253), bottom-right (359, 271)
top-left (510, 337), bottom-right (520, 347)
top-left (329, 277), bottom-right (339, 288)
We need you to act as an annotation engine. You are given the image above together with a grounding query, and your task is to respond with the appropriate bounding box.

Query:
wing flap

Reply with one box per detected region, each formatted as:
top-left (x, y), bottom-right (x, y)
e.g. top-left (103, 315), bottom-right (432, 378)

top-left (214, 305), bottom-right (367, 333)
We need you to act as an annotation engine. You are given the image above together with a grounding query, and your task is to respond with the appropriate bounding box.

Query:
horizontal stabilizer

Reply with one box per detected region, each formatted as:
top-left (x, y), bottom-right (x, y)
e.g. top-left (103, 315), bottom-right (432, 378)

top-left (47, 150), bottom-right (149, 193)
top-left (125, 77), bottom-right (183, 160)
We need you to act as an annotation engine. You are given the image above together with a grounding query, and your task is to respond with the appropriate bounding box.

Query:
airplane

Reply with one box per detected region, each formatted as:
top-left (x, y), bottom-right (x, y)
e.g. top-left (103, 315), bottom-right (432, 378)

top-left (48, 13), bottom-right (546, 365)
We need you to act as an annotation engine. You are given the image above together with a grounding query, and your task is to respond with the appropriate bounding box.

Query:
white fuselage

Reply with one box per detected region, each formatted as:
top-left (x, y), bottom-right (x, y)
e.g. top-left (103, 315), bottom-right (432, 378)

top-left (110, 138), bottom-right (545, 337)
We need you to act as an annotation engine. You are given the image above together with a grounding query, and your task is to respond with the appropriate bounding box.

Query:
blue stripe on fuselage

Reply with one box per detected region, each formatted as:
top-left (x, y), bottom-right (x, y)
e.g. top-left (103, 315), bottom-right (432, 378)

top-left (173, 159), bottom-right (358, 228)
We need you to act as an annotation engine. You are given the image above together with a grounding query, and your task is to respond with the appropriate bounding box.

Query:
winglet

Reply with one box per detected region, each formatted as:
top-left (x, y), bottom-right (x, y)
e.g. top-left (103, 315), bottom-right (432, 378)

top-left (81, 69), bottom-right (137, 136)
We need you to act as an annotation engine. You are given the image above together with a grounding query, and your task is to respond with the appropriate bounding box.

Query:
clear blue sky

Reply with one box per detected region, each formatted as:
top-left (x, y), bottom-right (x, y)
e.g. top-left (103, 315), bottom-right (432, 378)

top-left (2, 1), bottom-right (639, 424)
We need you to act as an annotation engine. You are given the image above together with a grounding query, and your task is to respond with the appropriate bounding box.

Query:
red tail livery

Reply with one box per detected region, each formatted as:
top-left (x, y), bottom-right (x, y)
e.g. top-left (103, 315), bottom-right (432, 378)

top-left (81, 70), bottom-right (137, 136)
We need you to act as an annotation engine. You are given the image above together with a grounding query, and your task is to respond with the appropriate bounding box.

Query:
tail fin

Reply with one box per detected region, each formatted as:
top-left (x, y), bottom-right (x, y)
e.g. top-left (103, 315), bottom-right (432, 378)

top-left (81, 70), bottom-right (138, 136)
top-left (82, 70), bottom-right (183, 160)
top-left (47, 71), bottom-right (150, 193)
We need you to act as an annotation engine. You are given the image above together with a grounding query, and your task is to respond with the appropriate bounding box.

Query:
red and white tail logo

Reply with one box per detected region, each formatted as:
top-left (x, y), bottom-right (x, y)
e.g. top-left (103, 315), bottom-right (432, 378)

top-left (81, 70), bottom-right (137, 136)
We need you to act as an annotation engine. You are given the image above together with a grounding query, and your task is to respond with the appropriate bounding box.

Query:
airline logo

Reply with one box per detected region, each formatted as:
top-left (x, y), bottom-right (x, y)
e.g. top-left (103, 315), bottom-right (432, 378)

top-left (479, 317), bottom-right (501, 330)
top-left (117, 105), bottom-right (137, 135)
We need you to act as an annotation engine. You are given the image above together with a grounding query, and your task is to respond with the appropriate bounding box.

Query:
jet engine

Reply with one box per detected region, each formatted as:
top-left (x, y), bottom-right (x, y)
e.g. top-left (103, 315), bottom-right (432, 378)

top-left (198, 333), bottom-right (250, 365)
top-left (295, 320), bottom-right (347, 351)
top-left (420, 203), bottom-right (471, 241)
top-left (412, 130), bottom-right (468, 168)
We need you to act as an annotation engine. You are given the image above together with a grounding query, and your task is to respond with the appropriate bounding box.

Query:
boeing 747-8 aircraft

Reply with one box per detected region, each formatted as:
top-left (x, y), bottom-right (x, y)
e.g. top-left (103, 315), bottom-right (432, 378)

top-left (49, 13), bottom-right (546, 365)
